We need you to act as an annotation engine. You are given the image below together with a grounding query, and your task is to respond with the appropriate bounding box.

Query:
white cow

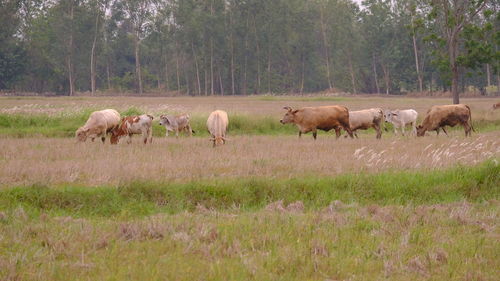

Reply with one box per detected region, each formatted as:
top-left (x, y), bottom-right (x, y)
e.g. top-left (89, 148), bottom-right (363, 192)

top-left (110, 114), bottom-right (154, 144)
top-left (206, 110), bottom-right (229, 147)
top-left (159, 113), bottom-right (194, 137)
top-left (384, 109), bottom-right (418, 136)
top-left (75, 109), bottom-right (121, 143)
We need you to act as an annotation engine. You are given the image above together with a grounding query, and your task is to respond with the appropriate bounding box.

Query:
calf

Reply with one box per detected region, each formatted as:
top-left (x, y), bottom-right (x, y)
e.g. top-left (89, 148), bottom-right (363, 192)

top-left (159, 114), bottom-right (195, 137)
top-left (110, 114), bottom-right (153, 144)
top-left (384, 109), bottom-right (418, 136)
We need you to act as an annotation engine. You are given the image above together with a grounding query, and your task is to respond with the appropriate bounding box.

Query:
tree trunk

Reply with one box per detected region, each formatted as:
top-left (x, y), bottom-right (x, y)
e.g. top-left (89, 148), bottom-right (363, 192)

top-left (164, 54), bottom-right (169, 91)
top-left (242, 18), bottom-right (249, 95)
top-left (183, 55), bottom-right (190, 95)
top-left (300, 55), bottom-right (305, 94)
top-left (134, 31), bottom-right (143, 94)
top-left (90, 10), bottom-right (99, 96)
top-left (252, 16), bottom-right (261, 94)
top-left (267, 45), bottom-right (271, 93)
top-left (319, 7), bottom-right (333, 89)
top-left (230, 18), bottom-right (235, 95)
top-left (372, 53), bottom-right (380, 94)
top-left (486, 63), bottom-right (491, 86)
top-left (175, 41), bottom-right (181, 92)
top-left (192, 42), bottom-right (201, 95)
top-left (67, 0), bottom-right (75, 96)
top-left (210, 1), bottom-right (214, 95)
top-left (347, 51), bottom-right (356, 94)
top-left (381, 61), bottom-right (390, 95)
top-left (412, 33), bottom-right (423, 92)
top-left (218, 67), bottom-right (224, 96)
top-left (448, 28), bottom-right (460, 104)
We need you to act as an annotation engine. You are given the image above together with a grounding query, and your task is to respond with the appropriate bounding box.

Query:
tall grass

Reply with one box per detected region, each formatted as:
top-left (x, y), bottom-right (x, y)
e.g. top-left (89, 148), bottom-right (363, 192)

top-left (1, 160), bottom-right (498, 217)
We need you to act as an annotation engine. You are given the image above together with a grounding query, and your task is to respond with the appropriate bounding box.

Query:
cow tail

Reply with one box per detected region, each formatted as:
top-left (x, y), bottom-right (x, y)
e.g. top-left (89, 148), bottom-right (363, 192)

top-left (466, 105), bottom-right (475, 132)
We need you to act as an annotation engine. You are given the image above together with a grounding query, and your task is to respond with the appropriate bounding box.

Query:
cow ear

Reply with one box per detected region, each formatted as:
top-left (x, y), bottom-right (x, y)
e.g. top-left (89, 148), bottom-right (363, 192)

top-left (392, 113), bottom-right (398, 116)
top-left (283, 106), bottom-right (292, 112)
top-left (292, 110), bottom-right (299, 114)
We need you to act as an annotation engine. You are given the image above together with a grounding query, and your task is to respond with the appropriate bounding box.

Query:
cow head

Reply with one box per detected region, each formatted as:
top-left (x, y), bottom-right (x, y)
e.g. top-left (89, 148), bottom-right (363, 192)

top-left (75, 127), bottom-right (89, 142)
top-left (416, 125), bottom-right (426, 137)
top-left (211, 136), bottom-right (226, 147)
top-left (280, 106), bottom-right (298, 124)
top-left (384, 110), bottom-right (397, 122)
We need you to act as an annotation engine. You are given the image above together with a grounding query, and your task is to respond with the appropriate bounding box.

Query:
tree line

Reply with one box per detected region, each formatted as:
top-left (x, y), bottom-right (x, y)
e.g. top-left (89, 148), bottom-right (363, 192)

top-left (1, 0), bottom-right (498, 102)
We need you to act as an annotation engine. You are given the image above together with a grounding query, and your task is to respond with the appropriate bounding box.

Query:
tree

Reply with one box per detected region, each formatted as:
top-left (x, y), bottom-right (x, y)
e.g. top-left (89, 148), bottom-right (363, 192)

top-left (426, 0), bottom-right (490, 103)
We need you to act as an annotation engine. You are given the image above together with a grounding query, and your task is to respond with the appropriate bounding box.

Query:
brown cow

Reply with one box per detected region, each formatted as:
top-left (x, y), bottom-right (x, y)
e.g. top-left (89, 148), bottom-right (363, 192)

top-left (280, 106), bottom-right (354, 139)
top-left (110, 114), bottom-right (153, 144)
top-left (417, 104), bottom-right (474, 137)
top-left (493, 102), bottom-right (500, 110)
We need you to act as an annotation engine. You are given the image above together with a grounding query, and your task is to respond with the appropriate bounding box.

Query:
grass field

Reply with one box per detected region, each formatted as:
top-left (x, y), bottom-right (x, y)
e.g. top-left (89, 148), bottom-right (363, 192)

top-left (0, 95), bottom-right (499, 280)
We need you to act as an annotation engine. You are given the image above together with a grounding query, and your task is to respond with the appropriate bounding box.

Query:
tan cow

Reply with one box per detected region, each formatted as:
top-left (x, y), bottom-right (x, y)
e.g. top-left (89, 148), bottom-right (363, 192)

top-left (110, 114), bottom-right (153, 144)
top-left (493, 102), bottom-right (500, 110)
top-left (347, 108), bottom-right (384, 139)
top-left (280, 105), bottom-right (354, 139)
top-left (75, 109), bottom-right (121, 143)
top-left (417, 104), bottom-right (474, 137)
top-left (207, 110), bottom-right (229, 147)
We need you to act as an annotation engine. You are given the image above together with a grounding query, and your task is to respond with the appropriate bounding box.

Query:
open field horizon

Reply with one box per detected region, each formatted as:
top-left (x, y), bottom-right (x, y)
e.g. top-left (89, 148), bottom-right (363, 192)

top-left (1, 95), bottom-right (499, 280)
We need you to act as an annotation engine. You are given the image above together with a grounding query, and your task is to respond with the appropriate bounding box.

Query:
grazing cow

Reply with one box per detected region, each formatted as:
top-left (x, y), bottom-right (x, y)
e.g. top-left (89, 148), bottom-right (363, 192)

top-left (417, 104), bottom-right (474, 137)
top-left (75, 109), bottom-right (120, 143)
top-left (110, 114), bottom-right (153, 144)
top-left (384, 109), bottom-right (418, 136)
top-left (206, 110), bottom-right (229, 147)
top-left (280, 106), bottom-right (354, 139)
top-left (159, 114), bottom-right (195, 137)
top-left (347, 108), bottom-right (384, 139)
top-left (493, 102), bottom-right (500, 110)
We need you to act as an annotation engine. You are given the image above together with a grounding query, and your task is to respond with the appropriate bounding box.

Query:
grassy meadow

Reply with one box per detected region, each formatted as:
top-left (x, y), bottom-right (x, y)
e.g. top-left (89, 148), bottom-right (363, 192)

top-left (0, 95), bottom-right (499, 280)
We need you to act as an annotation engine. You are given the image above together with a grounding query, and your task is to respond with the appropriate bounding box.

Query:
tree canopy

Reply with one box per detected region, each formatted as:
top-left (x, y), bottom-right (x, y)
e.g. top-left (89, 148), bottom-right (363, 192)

top-left (0, 0), bottom-right (498, 101)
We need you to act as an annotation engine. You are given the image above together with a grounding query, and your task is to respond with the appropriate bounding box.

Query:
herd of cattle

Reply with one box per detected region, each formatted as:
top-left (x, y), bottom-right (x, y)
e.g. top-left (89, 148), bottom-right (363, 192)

top-left (75, 103), bottom-right (482, 146)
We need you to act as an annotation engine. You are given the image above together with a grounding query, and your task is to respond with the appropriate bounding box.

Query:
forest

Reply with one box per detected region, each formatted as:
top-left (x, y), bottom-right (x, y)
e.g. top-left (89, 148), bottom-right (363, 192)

top-left (0, 0), bottom-right (499, 100)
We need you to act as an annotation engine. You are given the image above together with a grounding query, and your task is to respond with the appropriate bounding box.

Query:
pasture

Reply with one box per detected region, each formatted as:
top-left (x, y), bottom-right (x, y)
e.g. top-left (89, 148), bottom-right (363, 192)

top-left (0, 95), bottom-right (499, 280)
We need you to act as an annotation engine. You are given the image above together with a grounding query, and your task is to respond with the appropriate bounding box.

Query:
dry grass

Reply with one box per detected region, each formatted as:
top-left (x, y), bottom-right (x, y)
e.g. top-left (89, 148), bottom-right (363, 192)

top-left (1, 96), bottom-right (499, 119)
top-left (0, 200), bottom-right (498, 280)
top-left (0, 131), bottom-right (498, 187)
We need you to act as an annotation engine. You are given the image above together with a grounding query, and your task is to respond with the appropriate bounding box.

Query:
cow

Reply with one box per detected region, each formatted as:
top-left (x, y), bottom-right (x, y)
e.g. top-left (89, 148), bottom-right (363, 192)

top-left (158, 113), bottom-right (195, 137)
top-left (493, 102), bottom-right (500, 110)
top-left (280, 105), bottom-right (354, 139)
top-left (75, 109), bottom-right (121, 143)
top-left (417, 104), bottom-right (474, 137)
top-left (384, 109), bottom-right (418, 136)
top-left (207, 110), bottom-right (229, 147)
top-left (346, 108), bottom-right (384, 139)
top-left (110, 114), bottom-right (153, 144)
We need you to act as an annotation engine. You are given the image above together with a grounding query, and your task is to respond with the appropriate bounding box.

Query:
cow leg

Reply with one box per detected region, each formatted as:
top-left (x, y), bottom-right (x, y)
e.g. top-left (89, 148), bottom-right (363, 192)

top-left (463, 123), bottom-right (471, 137)
top-left (127, 134), bottom-right (132, 144)
top-left (312, 130), bottom-right (317, 140)
top-left (148, 128), bottom-right (153, 143)
top-left (374, 124), bottom-right (381, 139)
top-left (335, 127), bottom-right (342, 139)
top-left (400, 123), bottom-right (405, 136)
top-left (175, 129), bottom-right (179, 138)
top-left (442, 127), bottom-right (449, 136)
top-left (412, 123), bottom-right (417, 135)
top-left (187, 125), bottom-right (193, 137)
top-left (298, 131), bottom-right (302, 138)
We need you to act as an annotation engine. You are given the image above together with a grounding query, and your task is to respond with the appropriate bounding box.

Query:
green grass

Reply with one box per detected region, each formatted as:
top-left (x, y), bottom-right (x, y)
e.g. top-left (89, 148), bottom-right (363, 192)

top-left (1, 108), bottom-right (499, 138)
top-left (1, 160), bottom-right (498, 218)
top-left (0, 109), bottom-right (299, 138)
